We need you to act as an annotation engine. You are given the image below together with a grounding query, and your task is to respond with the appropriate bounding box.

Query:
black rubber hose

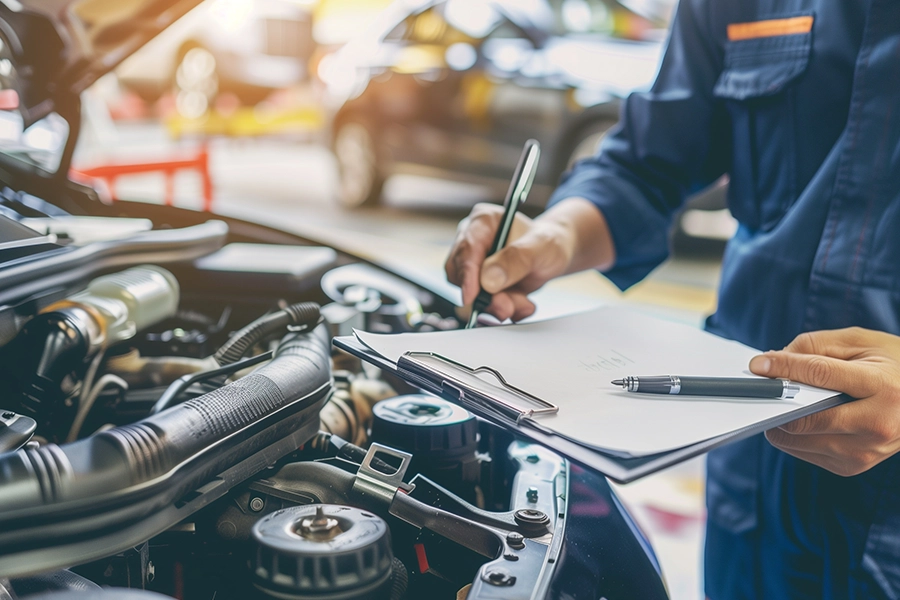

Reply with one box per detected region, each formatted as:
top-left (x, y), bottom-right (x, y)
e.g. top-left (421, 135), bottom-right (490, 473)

top-left (264, 461), bottom-right (357, 506)
top-left (149, 350), bottom-right (274, 415)
top-left (10, 569), bottom-right (102, 595)
top-left (309, 431), bottom-right (398, 474)
top-left (214, 302), bottom-right (321, 366)
top-left (0, 325), bottom-right (332, 533)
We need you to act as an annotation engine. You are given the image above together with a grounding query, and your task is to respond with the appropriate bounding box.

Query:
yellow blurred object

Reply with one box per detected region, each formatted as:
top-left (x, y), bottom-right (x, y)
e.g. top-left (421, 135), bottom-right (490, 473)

top-left (461, 72), bottom-right (494, 127)
top-left (312, 0), bottom-right (391, 20)
top-left (166, 104), bottom-right (324, 138)
top-left (611, 8), bottom-right (654, 40)
top-left (411, 8), bottom-right (447, 42)
top-left (393, 44), bottom-right (446, 74)
top-left (312, 0), bottom-right (394, 45)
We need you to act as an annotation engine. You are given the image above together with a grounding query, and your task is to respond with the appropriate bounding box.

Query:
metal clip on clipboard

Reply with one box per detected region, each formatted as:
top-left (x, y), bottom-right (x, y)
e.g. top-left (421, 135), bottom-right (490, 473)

top-left (397, 351), bottom-right (558, 424)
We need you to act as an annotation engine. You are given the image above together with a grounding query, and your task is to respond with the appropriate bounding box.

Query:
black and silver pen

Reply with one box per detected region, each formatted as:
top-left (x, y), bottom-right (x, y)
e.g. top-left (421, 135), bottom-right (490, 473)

top-left (610, 376), bottom-right (800, 399)
top-left (466, 139), bottom-right (541, 329)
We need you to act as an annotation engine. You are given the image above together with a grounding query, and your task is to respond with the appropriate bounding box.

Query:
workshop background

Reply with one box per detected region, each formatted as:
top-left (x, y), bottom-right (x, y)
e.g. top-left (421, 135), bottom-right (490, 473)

top-left (67, 1), bottom-right (733, 598)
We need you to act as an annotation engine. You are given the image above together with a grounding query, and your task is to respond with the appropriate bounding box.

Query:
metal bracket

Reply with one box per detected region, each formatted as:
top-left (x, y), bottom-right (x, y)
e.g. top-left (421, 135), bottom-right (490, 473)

top-left (352, 443), bottom-right (414, 506)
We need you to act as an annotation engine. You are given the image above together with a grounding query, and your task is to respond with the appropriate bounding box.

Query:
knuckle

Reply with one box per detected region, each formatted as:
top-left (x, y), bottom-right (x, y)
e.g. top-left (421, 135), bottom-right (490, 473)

top-left (787, 331), bottom-right (815, 352)
top-left (846, 326), bottom-right (866, 338)
top-left (444, 260), bottom-right (455, 280)
top-left (805, 356), bottom-right (834, 386)
top-left (835, 463), bottom-right (862, 477)
top-left (842, 326), bottom-right (873, 350)
top-left (841, 452), bottom-right (876, 477)
top-left (470, 203), bottom-right (499, 220)
top-left (784, 416), bottom-right (813, 435)
top-left (765, 428), bottom-right (786, 447)
top-left (781, 419), bottom-right (804, 435)
top-left (504, 245), bottom-right (534, 272)
top-left (868, 418), bottom-right (897, 446)
top-left (454, 236), bottom-right (472, 255)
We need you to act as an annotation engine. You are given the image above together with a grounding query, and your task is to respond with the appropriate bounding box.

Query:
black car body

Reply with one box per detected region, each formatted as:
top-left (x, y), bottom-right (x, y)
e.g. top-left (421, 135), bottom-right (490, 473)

top-left (321, 0), bottom-right (665, 208)
top-left (0, 2), bottom-right (669, 599)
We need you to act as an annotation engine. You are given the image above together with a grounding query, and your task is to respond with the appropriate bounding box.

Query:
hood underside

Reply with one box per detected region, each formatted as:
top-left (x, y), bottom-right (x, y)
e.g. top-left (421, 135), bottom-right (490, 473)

top-left (1, 0), bottom-right (201, 125)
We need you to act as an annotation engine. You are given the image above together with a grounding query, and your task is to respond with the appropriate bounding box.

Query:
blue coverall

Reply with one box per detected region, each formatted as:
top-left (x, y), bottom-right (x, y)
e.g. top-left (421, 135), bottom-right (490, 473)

top-left (549, 0), bottom-right (900, 597)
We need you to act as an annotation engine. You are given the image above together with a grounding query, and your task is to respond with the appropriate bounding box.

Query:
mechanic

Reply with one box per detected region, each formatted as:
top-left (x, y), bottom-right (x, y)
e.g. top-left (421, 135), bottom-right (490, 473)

top-left (445, 1), bottom-right (900, 598)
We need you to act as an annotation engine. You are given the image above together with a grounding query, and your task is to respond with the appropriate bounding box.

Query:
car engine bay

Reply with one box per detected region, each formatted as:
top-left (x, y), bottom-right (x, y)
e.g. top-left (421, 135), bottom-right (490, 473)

top-left (0, 196), bottom-right (668, 600)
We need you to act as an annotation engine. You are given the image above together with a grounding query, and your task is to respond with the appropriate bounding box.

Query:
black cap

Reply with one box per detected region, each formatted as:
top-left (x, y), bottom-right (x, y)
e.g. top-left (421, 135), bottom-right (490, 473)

top-left (371, 395), bottom-right (477, 460)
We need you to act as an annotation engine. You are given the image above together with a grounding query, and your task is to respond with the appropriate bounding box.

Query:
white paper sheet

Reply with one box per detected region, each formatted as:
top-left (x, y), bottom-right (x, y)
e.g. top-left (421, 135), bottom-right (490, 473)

top-left (355, 306), bottom-right (839, 457)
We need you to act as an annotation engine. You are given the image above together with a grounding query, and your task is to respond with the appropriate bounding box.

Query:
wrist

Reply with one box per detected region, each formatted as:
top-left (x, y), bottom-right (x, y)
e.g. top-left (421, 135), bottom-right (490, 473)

top-left (539, 197), bottom-right (615, 273)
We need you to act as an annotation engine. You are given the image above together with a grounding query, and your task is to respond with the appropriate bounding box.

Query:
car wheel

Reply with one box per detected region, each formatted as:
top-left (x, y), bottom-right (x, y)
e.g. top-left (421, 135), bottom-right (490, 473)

top-left (334, 119), bottom-right (384, 209)
top-left (564, 118), bottom-right (617, 170)
top-left (174, 46), bottom-right (218, 119)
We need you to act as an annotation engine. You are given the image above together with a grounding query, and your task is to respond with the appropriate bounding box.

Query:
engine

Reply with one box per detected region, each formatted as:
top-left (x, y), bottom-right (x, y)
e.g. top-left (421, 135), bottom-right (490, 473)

top-left (0, 228), bottom-right (667, 600)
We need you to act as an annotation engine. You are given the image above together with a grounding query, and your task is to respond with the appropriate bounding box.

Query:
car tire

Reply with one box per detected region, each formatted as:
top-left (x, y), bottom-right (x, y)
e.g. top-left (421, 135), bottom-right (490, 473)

top-left (334, 118), bottom-right (384, 209)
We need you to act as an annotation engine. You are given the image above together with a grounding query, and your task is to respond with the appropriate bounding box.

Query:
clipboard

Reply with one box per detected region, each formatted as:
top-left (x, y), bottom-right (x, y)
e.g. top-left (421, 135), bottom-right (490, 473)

top-left (335, 334), bottom-right (849, 483)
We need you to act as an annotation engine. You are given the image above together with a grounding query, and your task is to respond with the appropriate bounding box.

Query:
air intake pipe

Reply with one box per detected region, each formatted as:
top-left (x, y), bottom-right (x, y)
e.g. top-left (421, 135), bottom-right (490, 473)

top-left (0, 325), bottom-right (332, 578)
top-left (8, 266), bottom-right (179, 436)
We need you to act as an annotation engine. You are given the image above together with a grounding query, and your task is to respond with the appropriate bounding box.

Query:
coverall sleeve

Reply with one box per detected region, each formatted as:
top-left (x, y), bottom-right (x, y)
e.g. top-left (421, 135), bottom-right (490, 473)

top-left (548, 0), bottom-right (729, 290)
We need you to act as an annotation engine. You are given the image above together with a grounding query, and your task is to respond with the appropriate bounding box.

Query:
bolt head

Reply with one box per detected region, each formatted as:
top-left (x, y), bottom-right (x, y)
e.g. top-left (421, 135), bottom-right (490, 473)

top-left (249, 497), bottom-right (265, 512)
top-left (506, 531), bottom-right (526, 549)
top-left (514, 508), bottom-right (549, 524)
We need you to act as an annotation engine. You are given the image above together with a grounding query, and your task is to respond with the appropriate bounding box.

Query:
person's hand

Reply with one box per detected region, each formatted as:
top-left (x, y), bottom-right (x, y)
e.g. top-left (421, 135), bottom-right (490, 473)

top-left (749, 327), bottom-right (900, 476)
top-left (445, 198), bottom-right (615, 322)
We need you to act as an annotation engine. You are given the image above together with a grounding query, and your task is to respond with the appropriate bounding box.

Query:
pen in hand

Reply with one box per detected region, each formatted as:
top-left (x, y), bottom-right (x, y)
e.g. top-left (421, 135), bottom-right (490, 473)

top-left (466, 139), bottom-right (541, 329)
top-left (611, 375), bottom-right (800, 399)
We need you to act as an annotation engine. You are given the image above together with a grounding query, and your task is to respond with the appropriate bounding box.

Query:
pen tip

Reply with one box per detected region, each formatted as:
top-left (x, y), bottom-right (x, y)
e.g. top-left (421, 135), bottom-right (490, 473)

top-left (611, 379), bottom-right (624, 387)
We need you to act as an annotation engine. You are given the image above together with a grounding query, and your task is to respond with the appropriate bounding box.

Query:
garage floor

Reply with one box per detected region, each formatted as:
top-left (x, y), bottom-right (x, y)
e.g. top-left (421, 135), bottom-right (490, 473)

top-left (76, 128), bottom-right (719, 600)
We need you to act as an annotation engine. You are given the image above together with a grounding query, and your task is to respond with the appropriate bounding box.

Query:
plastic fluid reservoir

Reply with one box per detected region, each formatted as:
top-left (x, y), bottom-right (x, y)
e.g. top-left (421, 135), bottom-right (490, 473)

top-left (370, 395), bottom-right (479, 499)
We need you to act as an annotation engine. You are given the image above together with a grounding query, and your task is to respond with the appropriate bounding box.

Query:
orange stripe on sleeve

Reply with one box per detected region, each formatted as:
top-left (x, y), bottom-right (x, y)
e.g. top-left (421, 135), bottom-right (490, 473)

top-left (727, 16), bottom-right (814, 41)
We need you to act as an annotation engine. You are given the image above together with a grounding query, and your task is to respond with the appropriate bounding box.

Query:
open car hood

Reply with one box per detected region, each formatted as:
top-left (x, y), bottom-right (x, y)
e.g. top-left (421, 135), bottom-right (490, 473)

top-left (0, 0), bottom-right (201, 126)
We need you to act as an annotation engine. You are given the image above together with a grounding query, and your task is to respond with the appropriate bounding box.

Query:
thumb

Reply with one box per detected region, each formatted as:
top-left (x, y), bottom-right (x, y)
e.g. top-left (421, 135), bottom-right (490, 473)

top-left (480, 238), bottom-right (542, 294)
top-left (749, 351), bottom-right (877, 398)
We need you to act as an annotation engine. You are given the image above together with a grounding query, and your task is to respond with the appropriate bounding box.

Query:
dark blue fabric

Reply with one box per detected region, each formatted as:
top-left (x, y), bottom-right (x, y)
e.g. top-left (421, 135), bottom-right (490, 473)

top-left (549, 0), bottom-right (900, 597)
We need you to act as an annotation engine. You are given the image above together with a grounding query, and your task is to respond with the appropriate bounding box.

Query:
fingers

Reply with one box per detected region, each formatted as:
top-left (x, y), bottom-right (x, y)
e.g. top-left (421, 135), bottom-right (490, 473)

top-left (760, 438), bottom-right (849, 475)
top-left (772, 404), bottom-right (858, 435)
top-left (484, 290), bottom-right (536, 323)
top-left (481, 242), bottom-right (538, 293)
top-left (445, 205), bottom-right (502, 306)
top-left (480, 228), bottom-right (569, 294)
top-left (764, 428), bottom-right (887, 477)
top-left (783, 328), bottom-right (882, 360)
top-left (749, 351), bottom-right (880, 399)
top-left (445, 204), bottom-right (538, 307)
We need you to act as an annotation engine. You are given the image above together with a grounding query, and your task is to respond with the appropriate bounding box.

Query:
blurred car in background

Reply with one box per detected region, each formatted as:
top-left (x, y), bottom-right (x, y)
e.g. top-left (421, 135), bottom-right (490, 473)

top-left (318, 0), bottom-right (669, 208)
top-left (116, 0), bottom-right (316, 118)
